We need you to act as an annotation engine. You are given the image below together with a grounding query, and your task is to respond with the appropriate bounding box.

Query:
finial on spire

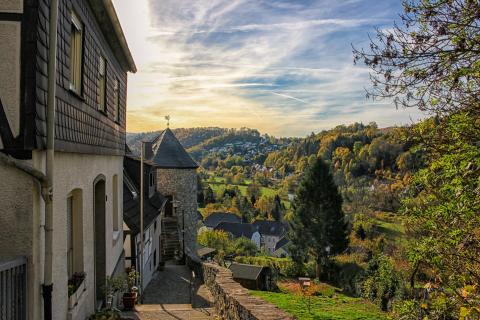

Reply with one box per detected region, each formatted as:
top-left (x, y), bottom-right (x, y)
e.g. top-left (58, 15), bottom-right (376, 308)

top-left (165, 115), bottom-right (170, 127)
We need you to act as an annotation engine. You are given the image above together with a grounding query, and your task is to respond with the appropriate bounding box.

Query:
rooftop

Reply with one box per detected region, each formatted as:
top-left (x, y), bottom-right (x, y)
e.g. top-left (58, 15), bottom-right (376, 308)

top-left (253, 220), bottom-right (288, 237)
top-left (203, 212), bottom-right (242, 228)
top-left (214, 222), bottom-right (256, 239)
top-left (229, 263), bottom-right (267, 281)
top-left (148, 128), bottom-right (198, 169)
top-left (88, 0), bottom-right (136, 72)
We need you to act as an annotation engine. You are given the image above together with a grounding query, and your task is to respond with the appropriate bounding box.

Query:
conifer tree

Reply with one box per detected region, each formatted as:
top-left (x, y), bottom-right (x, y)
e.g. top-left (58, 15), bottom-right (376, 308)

top-left (289, 157), bottom-right (348, 279)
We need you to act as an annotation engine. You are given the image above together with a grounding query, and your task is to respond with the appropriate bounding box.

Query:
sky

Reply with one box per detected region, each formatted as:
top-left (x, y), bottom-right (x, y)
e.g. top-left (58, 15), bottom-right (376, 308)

top-left (113, 0), bottom-right (426, 137)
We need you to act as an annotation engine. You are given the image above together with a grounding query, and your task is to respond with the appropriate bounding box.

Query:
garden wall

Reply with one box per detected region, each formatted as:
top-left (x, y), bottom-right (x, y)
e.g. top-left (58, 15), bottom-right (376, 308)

top-left (201, 262), bottom-right (295, 320)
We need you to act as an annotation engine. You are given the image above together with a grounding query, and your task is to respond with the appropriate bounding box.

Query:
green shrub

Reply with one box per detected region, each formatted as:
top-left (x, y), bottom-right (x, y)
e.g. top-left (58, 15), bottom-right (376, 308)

top-left (352, 216), bottom-right (377, 240)
top-left (392, 293), bottom-right (458, 320)
top-left (360, 254), bottom-right (404, 311)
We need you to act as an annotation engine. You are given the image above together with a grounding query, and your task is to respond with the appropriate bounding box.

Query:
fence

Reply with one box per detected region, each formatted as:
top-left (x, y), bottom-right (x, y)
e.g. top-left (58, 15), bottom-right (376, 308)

top-left (0, 257), bottom-right (27, 320)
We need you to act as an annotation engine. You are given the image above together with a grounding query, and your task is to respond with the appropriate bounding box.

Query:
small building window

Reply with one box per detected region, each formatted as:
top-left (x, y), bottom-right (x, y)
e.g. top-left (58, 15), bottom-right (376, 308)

top-left (149, 172), bottom-right (154, 187)
top-left (69, 11), bottom-right (83, 94)
top-left (113, 78), bottom-right (120, 122)
top-left (98, 56), bottom-right (107, 112)
top-left (67, 189), bottom-right (84, 279)
top-left (67, 196), bottom-right (74, 278)
top-left (112, 174), bottom-right (119, 232)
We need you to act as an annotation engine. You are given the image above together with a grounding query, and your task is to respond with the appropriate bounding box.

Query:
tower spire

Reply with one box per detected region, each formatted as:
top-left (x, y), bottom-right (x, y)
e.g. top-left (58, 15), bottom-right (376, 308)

top-left (165, 115), bottom-right (170, 127)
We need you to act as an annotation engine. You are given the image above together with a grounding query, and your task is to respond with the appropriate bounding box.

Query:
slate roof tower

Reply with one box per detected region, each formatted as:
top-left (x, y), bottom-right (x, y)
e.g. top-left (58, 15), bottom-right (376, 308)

top-left (145, 128), bottom-right (199, 261)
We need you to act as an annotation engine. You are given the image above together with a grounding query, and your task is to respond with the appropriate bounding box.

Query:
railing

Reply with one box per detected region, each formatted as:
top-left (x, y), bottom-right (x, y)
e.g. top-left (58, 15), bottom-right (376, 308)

top-left (0, 257), bottom-right (27, 320)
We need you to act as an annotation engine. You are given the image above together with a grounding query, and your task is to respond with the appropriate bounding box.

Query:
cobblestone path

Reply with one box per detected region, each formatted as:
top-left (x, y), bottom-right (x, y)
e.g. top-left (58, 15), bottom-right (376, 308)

top-left (122, 264), bottom-right (216, 320)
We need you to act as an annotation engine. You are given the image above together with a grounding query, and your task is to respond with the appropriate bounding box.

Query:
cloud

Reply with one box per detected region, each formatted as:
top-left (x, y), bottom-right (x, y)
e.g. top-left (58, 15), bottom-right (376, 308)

top-left (113, 0), bottom-right (425, 137)
top-left (270, 92), bottom-right (308, 104)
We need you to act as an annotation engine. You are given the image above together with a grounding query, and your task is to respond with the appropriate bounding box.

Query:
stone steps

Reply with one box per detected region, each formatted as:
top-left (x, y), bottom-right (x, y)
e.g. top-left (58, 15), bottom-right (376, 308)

top-left (161, 218), bottom-right (180, 261)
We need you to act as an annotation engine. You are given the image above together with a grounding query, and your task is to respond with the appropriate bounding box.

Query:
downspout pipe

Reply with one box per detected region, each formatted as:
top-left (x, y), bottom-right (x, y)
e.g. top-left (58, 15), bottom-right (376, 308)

top-left (43, 0), bottom-right (59, 319)
top-left (0, 152), bottom-right (47, 187)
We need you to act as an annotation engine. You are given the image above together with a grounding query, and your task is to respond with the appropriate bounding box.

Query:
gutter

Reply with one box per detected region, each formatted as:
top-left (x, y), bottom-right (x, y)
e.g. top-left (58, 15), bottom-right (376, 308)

top-left (43, 0), bottom-right (59, 319)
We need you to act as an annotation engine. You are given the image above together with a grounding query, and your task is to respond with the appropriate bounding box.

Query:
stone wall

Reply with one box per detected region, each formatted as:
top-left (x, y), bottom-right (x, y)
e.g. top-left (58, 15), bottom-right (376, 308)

top-left (202, 263), bottom-right (295, 320)
top-left (156, 168), bottom-right (198, 260)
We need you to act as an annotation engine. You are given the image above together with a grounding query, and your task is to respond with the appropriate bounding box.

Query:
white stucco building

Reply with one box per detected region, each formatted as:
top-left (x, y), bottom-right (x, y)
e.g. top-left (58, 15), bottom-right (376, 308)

top-left (0, 0), bottom-right (136, 318)
top-left (123, 154), bottom-right (166, 290)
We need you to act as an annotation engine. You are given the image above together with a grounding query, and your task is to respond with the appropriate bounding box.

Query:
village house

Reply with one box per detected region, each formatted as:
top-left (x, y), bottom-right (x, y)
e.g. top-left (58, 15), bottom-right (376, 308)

top-left (253, 220), bottom-right (288, 254)
top-left (0, 0), bottom-right (135, 318)
top-left (272, 237), bottom-right (290, 258)
top-left (214, 222), bottom-right (262, 248)
top-left (123, 153), bottom-right (166, 290)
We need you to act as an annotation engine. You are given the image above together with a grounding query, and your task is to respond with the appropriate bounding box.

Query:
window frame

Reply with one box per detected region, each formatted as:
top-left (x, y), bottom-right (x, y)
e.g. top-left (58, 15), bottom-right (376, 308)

top-left (67, 196), bottom-right (74, 279)
top-left (98, 56), bottom-right (107, 113)
top-left (66, 189), bottom-right (84, 280)
top-left (113, 77), bottom-right (120, 123)
top-left (112, 174), bottom-right (119, 232)
top-left (69, 11), bottom-right (84, 95)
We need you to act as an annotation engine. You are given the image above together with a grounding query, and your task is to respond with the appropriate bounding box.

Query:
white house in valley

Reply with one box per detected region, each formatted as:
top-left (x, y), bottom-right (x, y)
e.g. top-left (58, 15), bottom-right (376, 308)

top-left (253, 221), bottom-right (288, 254)
top-left (214, 222), bottom-right (262, 249)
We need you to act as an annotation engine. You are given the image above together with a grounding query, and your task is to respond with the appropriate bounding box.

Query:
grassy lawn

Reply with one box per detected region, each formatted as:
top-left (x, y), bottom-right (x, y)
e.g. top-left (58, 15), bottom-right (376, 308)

top-left (373, 212), bottom-right (406, 244)
top-left (208, 182), bottom-right (277, 199)
top-left (251, 289), bottom-right (387, 320)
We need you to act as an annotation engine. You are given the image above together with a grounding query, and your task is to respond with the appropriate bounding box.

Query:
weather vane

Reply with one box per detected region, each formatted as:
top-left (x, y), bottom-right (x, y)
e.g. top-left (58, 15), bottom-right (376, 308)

top-left (165, 115), bottom-right (170, 127)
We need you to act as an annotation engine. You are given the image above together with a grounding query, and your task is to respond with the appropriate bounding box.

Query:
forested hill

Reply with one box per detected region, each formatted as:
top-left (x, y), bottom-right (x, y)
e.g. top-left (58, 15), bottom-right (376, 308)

top-left (127, 127), bottom-right (294, 162)
top-left (126, 127), bottom-right (230, 155)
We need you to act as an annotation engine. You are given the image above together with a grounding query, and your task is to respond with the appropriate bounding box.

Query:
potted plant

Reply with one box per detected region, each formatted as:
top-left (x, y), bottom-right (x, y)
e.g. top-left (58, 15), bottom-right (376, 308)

top-left (122, 267), bottom-right (140, 311)
top-left (89, 309), bottom-right (121, 320)
top-left (68, 272), bottom-right (86, 309)
top-left (103, 276), bottom-right (125, 310)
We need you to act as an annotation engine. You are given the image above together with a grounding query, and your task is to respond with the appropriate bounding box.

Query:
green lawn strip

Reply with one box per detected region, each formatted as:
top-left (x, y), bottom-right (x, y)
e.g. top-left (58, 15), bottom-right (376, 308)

top-left (374, 216), bottom-right (406, 244)
top-left (208, 182), bottom-right (276, 198)
top-left (250, 291), bottom-right (387, 320)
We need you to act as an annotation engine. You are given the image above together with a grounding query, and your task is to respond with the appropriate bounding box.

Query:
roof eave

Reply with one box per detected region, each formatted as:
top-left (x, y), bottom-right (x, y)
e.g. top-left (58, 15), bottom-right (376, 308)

top-left (89, 0), bottom-right (137, 73)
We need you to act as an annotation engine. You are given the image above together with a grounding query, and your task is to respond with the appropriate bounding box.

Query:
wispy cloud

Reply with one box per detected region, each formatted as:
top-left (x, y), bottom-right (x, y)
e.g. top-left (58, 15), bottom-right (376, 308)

top-left (113, 0), bottom-right (424, 136)
top-left (270, 92), bottom-right (308, 104)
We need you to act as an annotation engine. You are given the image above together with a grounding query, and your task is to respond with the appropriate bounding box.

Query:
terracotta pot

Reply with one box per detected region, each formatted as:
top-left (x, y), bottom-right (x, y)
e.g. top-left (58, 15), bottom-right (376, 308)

top-left (122, 292), bottom-right (137, 311)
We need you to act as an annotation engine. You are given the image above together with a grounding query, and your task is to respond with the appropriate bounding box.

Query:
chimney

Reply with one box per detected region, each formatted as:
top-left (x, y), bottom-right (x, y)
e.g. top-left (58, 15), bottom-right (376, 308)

top-left (143, 141), bottom-right (153, 160)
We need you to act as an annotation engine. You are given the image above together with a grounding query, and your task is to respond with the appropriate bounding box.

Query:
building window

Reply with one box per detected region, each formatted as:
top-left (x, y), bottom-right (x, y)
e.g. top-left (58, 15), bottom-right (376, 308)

top-left (67, 196), bottom-right (74, 278)
top-left (98, 56), bottom-right (107, 112)
top-left (69, 11), bottom-right (83, 94)
top-left (149, 172), bottom-right (154, 187)
top-left (67, 189), bottom-right (84, 279)
top-left (113, 78), bottom-right (120, 122)
top-left (112, 174), bottom-right (119, 232)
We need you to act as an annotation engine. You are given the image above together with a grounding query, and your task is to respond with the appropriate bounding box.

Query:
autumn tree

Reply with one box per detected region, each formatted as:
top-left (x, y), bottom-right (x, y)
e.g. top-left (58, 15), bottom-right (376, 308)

top-left (289, 157), bottom-right (349, 279)
top-left (247, 183), bottom-right (261, 204)
top-left (354, 0), bottom-right (480, 315)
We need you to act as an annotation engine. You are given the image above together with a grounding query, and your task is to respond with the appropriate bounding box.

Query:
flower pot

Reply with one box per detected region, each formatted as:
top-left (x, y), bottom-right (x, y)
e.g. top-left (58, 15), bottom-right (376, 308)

top-left (122, 292), bottom-right (137, 311)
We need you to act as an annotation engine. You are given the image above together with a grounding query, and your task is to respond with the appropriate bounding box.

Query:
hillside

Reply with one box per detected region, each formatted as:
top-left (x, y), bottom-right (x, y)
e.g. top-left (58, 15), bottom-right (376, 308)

top-left (127, 127), bottom-right (294, 163)
top-left (126, 127), bottom-right (230, 156)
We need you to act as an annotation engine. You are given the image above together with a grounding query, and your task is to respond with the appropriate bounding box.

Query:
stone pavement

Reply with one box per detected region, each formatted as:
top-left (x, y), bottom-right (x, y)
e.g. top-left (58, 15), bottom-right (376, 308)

top-left (122, 264), bottom-right (216, 320)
